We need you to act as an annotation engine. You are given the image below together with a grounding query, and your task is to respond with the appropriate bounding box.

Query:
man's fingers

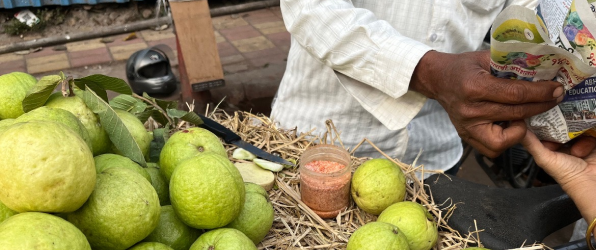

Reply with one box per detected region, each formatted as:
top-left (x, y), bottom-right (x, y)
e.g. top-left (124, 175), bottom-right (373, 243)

top-left (478, 76), bottom-right (563, 104)
top-left (466, 122), bottom-right (526, 158)
top-left (570, 136), bottom-right (596, 158)
top-left (463, 100), bottom-right (560, 121)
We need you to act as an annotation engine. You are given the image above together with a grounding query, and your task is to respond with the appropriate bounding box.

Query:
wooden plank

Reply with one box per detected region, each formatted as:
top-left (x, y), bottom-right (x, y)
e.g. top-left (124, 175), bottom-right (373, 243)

top-left (170, 0), bottom-right (225, 92)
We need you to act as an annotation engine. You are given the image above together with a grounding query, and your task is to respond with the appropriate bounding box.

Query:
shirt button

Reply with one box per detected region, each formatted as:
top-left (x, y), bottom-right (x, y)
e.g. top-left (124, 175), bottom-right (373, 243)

top-left (430, 33), bottom-right (438, 42)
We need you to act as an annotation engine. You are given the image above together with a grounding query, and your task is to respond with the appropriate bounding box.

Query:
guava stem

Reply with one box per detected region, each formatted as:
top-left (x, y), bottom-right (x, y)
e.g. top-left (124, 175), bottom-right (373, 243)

top-left (68, 78), bottom-right (75, 97)
top-left (132, 93), bottom-right (175, 126)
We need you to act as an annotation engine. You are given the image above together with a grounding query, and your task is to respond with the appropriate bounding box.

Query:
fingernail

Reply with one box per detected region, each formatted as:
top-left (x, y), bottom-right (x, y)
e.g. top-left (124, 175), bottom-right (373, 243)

top-left (553, 86), bottom-right (564, 98)
top-left (557, 94), bottom-right (564, 103)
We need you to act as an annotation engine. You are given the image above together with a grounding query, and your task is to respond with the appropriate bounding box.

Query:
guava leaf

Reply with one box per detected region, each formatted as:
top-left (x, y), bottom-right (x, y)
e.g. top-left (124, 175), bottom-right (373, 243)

top-left (150, 109), bottom-right (170, 126)
top-left (76, 88), bottom-right (147, 167)
top-left (74, 80), bottom-right (109, 102)
top-left (75, 74), bottom-right (132, 95)
top-left (110, 94), bottom-right (147, 113)
top-left (142, 92), bottom-right (178, 110)
top-left (156, 98), bottom-right (178, 110)
top-left (166, 109), bottom-right (204, 126)
top-left (22, 75), bottom-right (63, 112)
top-left (135, 109), bottom-right (154, 124)
top-left (148, 128), bottom-right (169, 162)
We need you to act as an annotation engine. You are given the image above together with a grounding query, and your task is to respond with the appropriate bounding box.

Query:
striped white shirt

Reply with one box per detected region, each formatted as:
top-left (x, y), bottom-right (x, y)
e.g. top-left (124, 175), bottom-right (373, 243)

top-left (271, 0), bottom-right (538, 178)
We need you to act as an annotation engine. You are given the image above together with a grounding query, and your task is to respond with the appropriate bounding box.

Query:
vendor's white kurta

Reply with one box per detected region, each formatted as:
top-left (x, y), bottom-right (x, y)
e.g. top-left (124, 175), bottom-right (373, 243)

top-left (271, 0), bottom-right (537, 178)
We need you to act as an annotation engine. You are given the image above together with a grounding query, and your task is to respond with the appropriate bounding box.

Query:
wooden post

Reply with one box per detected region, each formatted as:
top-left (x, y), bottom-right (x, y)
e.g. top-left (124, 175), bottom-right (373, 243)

top-left (170, 0), bottom-right (225, 111)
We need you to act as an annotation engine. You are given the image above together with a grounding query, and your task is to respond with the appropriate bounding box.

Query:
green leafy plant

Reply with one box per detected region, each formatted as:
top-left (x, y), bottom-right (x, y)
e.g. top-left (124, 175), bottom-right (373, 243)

top-left (21, 73), bottom-right (203, 166)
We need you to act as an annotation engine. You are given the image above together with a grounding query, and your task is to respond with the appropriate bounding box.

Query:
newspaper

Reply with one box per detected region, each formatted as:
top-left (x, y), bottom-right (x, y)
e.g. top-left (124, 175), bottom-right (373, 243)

top-left (490, 0), bottom-right (596, 143)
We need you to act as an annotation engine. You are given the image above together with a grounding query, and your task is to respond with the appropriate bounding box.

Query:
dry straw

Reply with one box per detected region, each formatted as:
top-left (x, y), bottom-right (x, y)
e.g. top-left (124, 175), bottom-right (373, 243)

top-left (171, 109), bottom-right (549, 250)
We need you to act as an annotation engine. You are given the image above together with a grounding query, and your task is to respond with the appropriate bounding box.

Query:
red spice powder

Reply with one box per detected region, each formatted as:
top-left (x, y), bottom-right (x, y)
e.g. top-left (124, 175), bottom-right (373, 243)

top-left (304, 160), bottom-right (346, 173)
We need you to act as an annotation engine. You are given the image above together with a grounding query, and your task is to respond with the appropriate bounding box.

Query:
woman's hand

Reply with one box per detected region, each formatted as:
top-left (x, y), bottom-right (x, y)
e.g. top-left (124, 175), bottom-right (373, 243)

top-left (522, 132), bottom-right (596, 226)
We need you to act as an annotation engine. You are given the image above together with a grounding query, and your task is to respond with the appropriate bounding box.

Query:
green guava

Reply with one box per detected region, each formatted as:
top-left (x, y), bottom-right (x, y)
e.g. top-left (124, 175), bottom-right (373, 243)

top-left (146, 165), bottom-right (170, 206)
top-left (143, 205), bottom-right (201, 250)
top-left (129, 242), bottom-right (174, 250)
top-left (0, 72), bottom-right (37, 119)
top-left (346, 222), bottom-right (410, 250)
top-left (67, 167), bottom-right (161, 250)
top-left (0, 121), bottom-right (96, 213)
top-left (16, 106), bottom-right (93, 152)
top-left (0, 212), bottom-right (91, 250)
top-left (170, 153), bottom-right (245, 229)
top-left (0, 200), bottom-right (17, 224)
top-left (94, 153), bottom-right (151, 183)
top-left (159, 127), bottom-right (227, 181)
top-left (226, 183), bottom-right (274, 245)
top-left (45, 93), bottom-right (111, 155)
top-left (189, 228), bottom-right (257, 250)
top-left (0, 118), bottom-right (15, 135)
top-left (377, 201), bottom-right (438, 250)
top-left (111, 109), bottom-right (152, 158)
top-left (351, 158), bottom-right (406, 215)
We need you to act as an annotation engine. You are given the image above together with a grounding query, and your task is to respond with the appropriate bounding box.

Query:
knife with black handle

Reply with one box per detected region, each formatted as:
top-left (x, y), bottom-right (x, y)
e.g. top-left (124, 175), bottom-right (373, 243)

top-left (196, 113), bottom-right (295, 166)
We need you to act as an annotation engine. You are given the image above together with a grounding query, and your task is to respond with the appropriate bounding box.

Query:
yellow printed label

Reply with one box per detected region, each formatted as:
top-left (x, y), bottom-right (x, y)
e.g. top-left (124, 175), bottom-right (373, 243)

top-left (569, 129), bottom-right (589, 139)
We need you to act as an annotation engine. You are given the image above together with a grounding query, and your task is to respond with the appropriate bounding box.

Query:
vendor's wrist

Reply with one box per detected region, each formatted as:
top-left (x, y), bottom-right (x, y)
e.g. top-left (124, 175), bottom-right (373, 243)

top-left (410, 50), bottom-right (445, 99)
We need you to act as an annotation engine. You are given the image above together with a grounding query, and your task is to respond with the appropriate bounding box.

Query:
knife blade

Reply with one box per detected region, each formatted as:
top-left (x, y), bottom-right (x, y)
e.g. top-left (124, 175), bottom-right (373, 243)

top-left (196, 113), bottom-right (295, 167)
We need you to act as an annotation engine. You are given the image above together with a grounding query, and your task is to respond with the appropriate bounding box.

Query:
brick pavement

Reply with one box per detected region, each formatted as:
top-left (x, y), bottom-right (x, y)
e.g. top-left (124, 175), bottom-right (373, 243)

top-left (0, 7), bottom-right (291, 76)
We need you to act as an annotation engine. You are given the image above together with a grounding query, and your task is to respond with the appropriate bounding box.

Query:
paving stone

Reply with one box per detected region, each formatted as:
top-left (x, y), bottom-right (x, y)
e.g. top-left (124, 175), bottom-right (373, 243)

top-left (247, 52), bottom-right (287, 67)
top-left (220, 54), bottom-right (245, 66)
top-left (223, 63), bottom-right (249, 74)
top-left (27, 54), bottom-right (70, 74)
top-left (0, 60), bottom-right (26, 75)
top-left (219, 25), bottom-right (261, 41)
top-left (109, 42), bottom-right (149, 61)
top-left (69, 47), bottom-right (112, 68)
top-left (266, 32), bottom-right (291, 52)
top-left (66, 38), bottom-right (106, 52)
top-left (105, 33), bottom-right (146, 47)
top-left (217, 42), bottom-right (240, 57)
top-left (253, 21), bottom-right (286, 35)
top-left (214, 31), bottom-right (226, 43)
top-left (212, 15), bottom-right (249, 30)
top-left (140, 29), bottom-right (176, 42)
top-left (231, 36), bottom-right (275, 53)
top-left (0, 53), bottom-right (24, 64)
top-left (24, 48), bottom-right (65, 59)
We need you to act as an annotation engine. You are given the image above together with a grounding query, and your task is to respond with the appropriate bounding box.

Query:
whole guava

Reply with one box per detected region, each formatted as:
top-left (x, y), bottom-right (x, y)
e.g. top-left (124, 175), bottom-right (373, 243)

top-left (16, 106), bottom-right (93, 152)
top-left (351, 158), bottom-right (406, 215)
top-left (0, 72), bottom-right (37, 119)
top-left (159, 127), bottom-right (227, 181)
top-left (0, 200), bottom-right (17, 224)
top-left (0, 118), bottom-right (15, 135)
top-left (346, 222), bottom-right (410, 250)
top-left (45, 93), bottom-right (111, 155)
top-left (143, 205), bottom-right (201, 250)
top-left (146, 165), bottom-right (171, 206)
top-left (0, 212), bottom-right (91, 250)
top-left (170, 153), bottom-right (245, 229)
top-left (111, 109), bottom-right (152, 158)
top-left (0, 121), bottom-right (96, 213)
top-left (67, 167), bottom-right (161, 250)
top-left (226, 183), bottom-right (274, 245)
top-left (377, 201), bottom-right (438, 250)
top-left (129, 242), bottom-right (174, 250)
top-left (94, 153), bottom-right (151, 182)
top-left (189, 228), bottom-right (257, 250)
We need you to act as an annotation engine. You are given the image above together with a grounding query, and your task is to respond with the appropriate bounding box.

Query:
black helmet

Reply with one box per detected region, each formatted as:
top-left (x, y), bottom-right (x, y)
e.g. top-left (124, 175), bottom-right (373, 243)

top-left (126, 45), bottom-right (177, 96)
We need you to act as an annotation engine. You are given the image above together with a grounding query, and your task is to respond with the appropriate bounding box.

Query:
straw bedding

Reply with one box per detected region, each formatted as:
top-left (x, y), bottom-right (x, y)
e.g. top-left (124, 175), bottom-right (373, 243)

top-left (168, 108), bottom-right (549, 250)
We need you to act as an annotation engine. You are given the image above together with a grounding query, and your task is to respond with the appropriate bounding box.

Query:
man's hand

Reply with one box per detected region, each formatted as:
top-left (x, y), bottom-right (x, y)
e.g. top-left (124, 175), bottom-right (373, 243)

top-left (409, 50), bottom-right (564, 158)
